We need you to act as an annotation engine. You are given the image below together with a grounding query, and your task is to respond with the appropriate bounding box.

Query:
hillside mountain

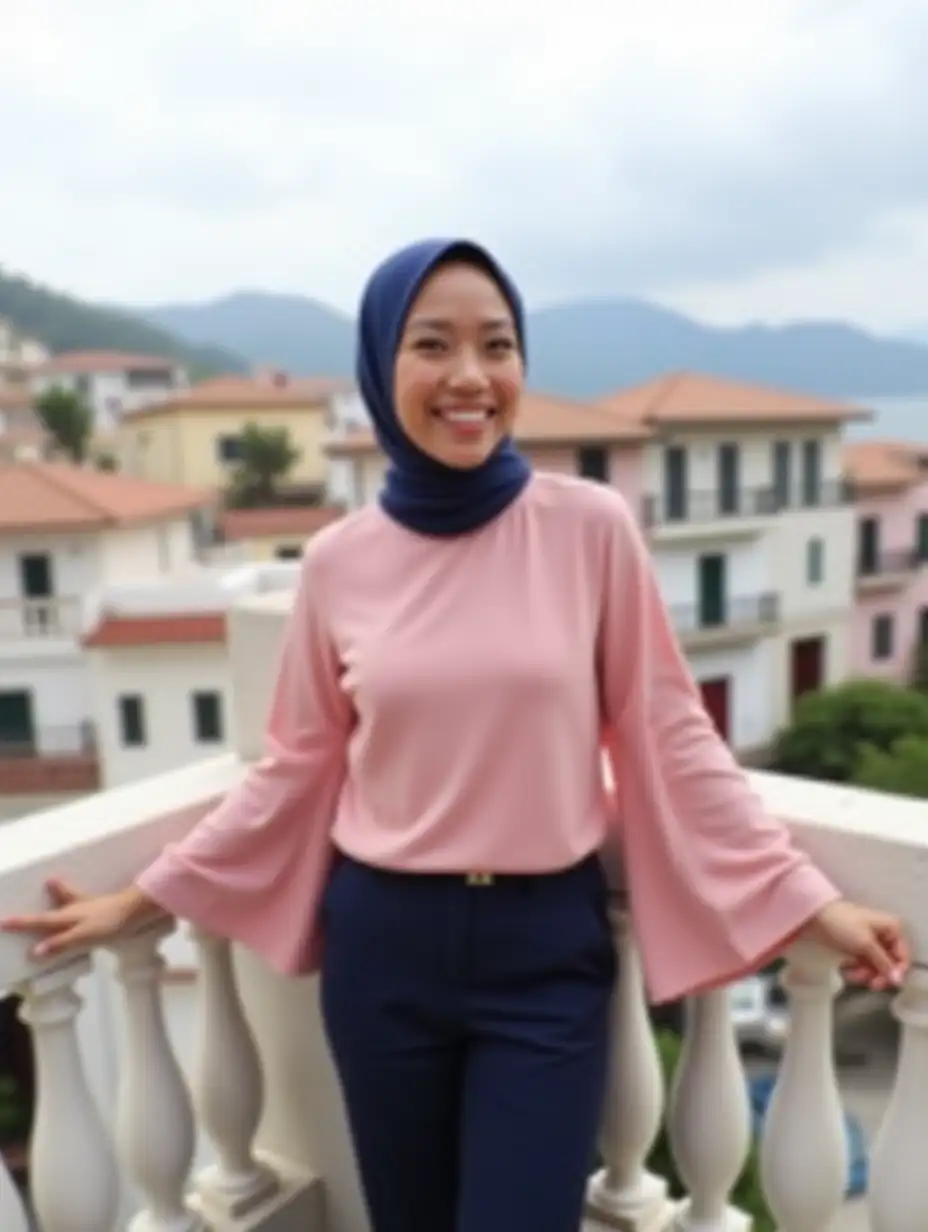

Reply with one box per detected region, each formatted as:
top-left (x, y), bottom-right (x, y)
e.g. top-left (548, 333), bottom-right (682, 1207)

top-left (146, 291), bottom-right (354, 377)
top-left (0, 268), bottom-right (246, 376)
top-left (141, 290), bottom-right (928, 399)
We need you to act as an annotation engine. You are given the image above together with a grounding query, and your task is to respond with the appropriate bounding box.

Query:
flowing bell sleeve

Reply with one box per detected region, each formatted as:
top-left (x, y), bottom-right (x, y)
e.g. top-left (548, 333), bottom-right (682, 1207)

top-left (598, 494), bottom-right (840, 1004)
top-left (135, 540), bottom-right (352, 976)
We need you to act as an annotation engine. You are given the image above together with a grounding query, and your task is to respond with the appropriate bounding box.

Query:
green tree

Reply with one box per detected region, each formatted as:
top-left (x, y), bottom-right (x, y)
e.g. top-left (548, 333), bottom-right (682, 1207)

top-left (227, 422), bottom-right (302, 507)
top-left (770, 679), bottom-right (928, 782)
top-left (853, 735), bottom-right (928, 799)
top-left (33, 386), bottom-right (93, 463)
top-left (646, 1030), bottom-right (774, 1231)
top-left (94, 450), bottom-right (118, 472)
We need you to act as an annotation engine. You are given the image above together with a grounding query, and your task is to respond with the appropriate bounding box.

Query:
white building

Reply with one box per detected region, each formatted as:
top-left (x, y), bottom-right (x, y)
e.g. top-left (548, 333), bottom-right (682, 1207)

top-left (83, 561), bottom-right (300, 789)
top-left (0, 317), bottom-right (49, 379)
top-left (30, 351), bottom-right (189, 433)
top-left (598, 373), bottom-right (865, 752)
top-left (0, 461), bottom-right (214, 818)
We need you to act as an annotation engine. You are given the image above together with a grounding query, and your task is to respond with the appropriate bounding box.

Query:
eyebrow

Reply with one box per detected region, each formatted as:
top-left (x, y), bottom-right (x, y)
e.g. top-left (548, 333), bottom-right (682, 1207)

top-left (405, 316), bottom-right (515, 333)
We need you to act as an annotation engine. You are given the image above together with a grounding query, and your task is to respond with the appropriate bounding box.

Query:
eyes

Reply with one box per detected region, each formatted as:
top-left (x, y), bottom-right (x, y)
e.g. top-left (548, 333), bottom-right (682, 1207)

top-left (411, 335), bottom-right (518, 357)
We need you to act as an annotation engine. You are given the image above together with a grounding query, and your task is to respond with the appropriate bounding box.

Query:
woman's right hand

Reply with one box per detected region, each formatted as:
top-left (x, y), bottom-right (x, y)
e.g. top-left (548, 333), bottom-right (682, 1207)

top-left (1, 879), bottom-right (163, 960)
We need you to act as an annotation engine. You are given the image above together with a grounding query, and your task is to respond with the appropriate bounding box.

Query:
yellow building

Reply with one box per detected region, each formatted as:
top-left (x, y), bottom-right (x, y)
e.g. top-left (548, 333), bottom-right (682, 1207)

top-left (117, 373), bottom-right (351, 494)
top-left (216, 505), bottom-right (343, 562)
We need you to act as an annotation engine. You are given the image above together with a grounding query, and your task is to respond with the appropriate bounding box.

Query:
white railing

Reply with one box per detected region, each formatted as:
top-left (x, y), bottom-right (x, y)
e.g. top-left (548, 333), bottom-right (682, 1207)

top-left (0, 761), bottom-right (927, 1231)
top-left (0, 598), bottom-right (81, 641)
top-left (4, 589), bottom-right (928, 1231)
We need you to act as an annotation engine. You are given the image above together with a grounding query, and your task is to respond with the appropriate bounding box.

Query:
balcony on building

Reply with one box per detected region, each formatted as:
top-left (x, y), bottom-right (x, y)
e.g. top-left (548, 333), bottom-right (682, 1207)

top-left (643, 479), bottom-right (848, 543)
top-left (0, 722), bottom-right (99, 796)
top-left (0, 597), bottom-right (82, 643)
top-left (670, 591), bottom-right (780, 650)
top-left (0, 586), bottom-right (926, 1232)
top-left (855, 548), bottom-right (919, 595)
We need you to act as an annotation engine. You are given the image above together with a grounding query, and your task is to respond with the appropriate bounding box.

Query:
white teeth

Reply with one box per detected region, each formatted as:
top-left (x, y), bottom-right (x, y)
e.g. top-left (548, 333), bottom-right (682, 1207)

top-left (443, 411), bottom-right (488, 423)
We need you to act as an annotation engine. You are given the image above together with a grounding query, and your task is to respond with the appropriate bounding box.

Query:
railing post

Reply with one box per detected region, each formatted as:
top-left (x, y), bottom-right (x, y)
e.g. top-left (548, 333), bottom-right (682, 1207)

top-left (868, 966), bottom-right (928, 1232)
top-left (17, 958), bottom-right (121, 1232)
top-left (111, 923), bottom-right (204, 1232)
top-left (666, 990), bottom-right (751, 1231)
top-left (189, 931), bottom-right (279, 1221)
top-left (587, 908), bottom-right (675, 1232)
top-left (758, 944), bottom-right (846, 1232)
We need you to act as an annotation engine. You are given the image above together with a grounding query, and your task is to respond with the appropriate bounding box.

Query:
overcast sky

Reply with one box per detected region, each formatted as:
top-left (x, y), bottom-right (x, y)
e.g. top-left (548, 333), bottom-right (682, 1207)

top-left (4, 0), bottom-right (928, 332)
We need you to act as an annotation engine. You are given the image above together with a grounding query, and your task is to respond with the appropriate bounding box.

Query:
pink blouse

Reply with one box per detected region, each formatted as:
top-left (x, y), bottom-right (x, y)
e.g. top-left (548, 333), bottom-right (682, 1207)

top-left (136, 473), bottom-right (838, 1003)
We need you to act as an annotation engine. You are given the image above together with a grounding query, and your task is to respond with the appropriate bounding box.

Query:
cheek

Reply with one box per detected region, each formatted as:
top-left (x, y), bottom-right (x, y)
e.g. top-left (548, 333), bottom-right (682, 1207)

top-left (394, 362), bottom-right (436, 425)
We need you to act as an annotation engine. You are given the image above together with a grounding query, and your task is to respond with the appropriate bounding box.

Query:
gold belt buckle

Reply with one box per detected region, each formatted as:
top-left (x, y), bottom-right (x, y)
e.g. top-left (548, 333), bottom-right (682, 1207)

top-left (465, 872), bottom-right (495, 886)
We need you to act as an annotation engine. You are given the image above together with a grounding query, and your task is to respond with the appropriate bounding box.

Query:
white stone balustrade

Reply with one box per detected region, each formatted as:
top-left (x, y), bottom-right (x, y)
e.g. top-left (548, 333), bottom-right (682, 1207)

top-left (0, 592), bottom-right (927, 1231)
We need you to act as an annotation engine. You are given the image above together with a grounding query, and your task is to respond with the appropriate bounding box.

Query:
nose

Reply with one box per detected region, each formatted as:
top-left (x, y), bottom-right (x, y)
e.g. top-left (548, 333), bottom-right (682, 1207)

top-left (446, 346), bottom-right (490, 389)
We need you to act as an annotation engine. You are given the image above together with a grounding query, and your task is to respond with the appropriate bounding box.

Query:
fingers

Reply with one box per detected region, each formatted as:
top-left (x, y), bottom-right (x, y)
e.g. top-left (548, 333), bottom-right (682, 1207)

top-left (33, 927), bottom-right (88, 960)
top-left (46, 878), bottom-right (85, 907)
top-left (1, 907), bottom-right (77, 934)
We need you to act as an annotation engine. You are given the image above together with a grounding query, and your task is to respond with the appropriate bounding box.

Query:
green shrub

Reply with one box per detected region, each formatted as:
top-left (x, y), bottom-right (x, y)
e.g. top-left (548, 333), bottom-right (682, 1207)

top-left (770, 679), bottom-right (928, 782)
top-left (646, 1030), bottom-right (774, 1232)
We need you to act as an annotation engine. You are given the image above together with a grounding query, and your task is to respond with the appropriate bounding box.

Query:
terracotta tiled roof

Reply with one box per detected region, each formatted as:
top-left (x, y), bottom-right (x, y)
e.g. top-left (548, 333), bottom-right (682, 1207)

top-left (218, 505), bottom-right (343, 541)
top-left (842, 440), bottom-right (928, 493)
top-left (326, 391), bottom-right (648, 456)
top-left (83, 613), bottom-right (227, 649)
top-left (125, 373), bottom-right (353, 421)
top-left (0, 461), bottom-right (213, 532)
top-left (38, 351), bottom-right (178, 375)
top-left (594, 371), bottom-right (869, 426)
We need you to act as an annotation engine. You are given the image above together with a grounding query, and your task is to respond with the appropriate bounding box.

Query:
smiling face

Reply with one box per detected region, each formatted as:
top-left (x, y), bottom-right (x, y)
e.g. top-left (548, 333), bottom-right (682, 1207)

top-left (392, 260), bottom-right (524, 469)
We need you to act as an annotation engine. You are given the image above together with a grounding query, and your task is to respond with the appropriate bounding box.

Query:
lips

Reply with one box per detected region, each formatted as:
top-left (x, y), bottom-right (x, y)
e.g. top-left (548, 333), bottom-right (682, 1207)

top-left (431, 407), bottom-right (496, 423)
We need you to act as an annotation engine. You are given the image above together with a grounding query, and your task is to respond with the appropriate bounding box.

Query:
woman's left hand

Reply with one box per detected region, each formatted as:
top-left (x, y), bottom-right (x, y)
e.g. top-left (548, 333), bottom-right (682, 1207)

top-left (802, 899), bottom-right (910, 989)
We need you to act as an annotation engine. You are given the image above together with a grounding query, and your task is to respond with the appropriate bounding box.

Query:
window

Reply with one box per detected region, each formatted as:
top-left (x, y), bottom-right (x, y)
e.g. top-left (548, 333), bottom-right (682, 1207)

top-left (871, 614), bottom-right (894, 661)
top-left (697, 554), bottom-right (726, 628)
top-left (192, 691), bottom-right (224, 743)
top-left (118, 695), bottom-right (146, 747)
top-left (664, 446), bottom-right (688, 521)
top-left (920, 606), bottom-right (928, 645)
top-left (857, 517), bottom-right (880, 576)
top-left (216, 434), bottom-right (243, 463)
top-left (717, 443), bottom-right (740, 515)
top-left (806, 537), bottom-right (825, 585)
top-left (801, 439), bottom-right (822, 507)
top-left (577, 447), bottom-right (609, 482)
top-left (917, 513), bottom-right (928, 563)
top-left (772, 441), bottom-right (792, 509)
top-left (275, 544), bottom-right (303, 560)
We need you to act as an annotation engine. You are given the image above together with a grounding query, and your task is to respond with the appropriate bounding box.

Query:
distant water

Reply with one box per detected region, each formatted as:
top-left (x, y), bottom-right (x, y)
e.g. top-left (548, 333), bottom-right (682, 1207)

top-left (847, 395), bottom-right (928, 443)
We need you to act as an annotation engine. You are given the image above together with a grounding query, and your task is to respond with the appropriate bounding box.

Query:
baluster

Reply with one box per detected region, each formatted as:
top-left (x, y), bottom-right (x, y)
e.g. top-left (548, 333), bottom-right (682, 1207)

top-left (17, 960), bottom-right (120, 1232)
top-left (190, 931), bottom-right (278, 1220)
top-left (666, 989), bottom-right (751, 1231)
top-left (868, 966), bottom-right (928, 1232)
top-left (759, 945), bottom-right (846, 1232)
top-left (587, 908), bottom-right (674, 1231)
top-left (111, 924), bottom-right (203, 1232)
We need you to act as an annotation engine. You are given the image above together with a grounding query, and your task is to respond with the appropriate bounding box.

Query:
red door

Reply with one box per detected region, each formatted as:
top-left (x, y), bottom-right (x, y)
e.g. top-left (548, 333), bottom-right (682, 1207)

top-left (790, 636), bottom-right (824, 706)
top-left (699, 677), bottom-right (730, 742)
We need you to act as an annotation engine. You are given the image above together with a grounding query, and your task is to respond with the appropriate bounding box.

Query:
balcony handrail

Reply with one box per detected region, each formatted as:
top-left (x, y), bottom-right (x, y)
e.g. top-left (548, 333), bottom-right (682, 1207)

top-left (669, 591), bottom-right (779, 631)
top-left (0, 595), bottom-right (82, 640)
top-left (0, 755), bottom-right (243, 991)
top-left (857, 547), bottom-right (919, 577)
top-left (0, 723), bottom-right (97, 759)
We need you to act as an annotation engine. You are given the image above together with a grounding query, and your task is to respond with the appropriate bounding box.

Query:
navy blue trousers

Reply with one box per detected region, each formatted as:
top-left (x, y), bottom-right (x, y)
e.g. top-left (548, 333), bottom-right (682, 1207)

top-left (320, 854), bottom-right (615, 1232)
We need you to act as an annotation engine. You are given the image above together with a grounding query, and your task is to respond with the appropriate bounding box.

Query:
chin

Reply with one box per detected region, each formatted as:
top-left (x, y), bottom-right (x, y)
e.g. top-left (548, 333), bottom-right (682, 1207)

top-left (437, 443), bottom-right (498, 470)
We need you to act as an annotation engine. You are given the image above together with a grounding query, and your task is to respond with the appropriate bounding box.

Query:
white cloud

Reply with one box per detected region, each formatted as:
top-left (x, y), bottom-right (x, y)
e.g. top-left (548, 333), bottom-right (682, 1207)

top-left (3, 0), bottom-right (928, 330)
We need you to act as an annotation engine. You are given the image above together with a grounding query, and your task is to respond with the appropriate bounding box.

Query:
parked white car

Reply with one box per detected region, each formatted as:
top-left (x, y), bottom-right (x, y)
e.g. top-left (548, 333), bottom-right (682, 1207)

top-left (729, 974), bottom-right (789, 1051)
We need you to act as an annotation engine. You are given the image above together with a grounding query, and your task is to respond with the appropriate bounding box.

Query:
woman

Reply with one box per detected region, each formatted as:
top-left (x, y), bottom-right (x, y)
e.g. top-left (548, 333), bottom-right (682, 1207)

top-left (4, 239), bottom-right (908, 1232)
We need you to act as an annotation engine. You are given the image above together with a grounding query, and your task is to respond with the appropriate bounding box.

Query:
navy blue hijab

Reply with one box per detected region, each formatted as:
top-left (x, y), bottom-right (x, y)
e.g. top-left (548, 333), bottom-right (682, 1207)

top-left (356, 238), bottom-right (532, 536)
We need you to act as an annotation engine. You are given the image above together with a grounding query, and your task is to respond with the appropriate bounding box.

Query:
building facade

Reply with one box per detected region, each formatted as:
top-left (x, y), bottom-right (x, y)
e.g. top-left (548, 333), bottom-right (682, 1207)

top-left (843, 440), bottom-right (928, 683)
top-left (0, 462), bottom-right (214, 817)
top-left (30, 351), bottom-right (189, 433)
top-left (117, 373), bottom-right (351, 495)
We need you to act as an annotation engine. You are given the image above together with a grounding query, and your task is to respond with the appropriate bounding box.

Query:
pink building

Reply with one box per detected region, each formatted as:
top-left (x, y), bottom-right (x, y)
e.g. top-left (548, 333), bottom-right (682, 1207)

top-left (844, 441), bottom-right (928, 682)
